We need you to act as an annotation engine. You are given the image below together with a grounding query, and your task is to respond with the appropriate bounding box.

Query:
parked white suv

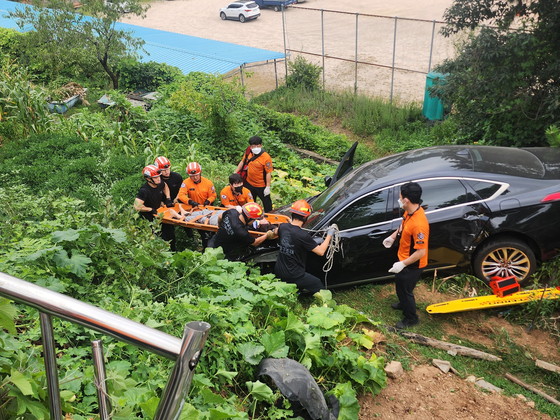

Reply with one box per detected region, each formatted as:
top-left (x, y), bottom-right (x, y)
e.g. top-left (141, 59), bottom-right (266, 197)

top-left (219, 1), bottom-right (260, 23)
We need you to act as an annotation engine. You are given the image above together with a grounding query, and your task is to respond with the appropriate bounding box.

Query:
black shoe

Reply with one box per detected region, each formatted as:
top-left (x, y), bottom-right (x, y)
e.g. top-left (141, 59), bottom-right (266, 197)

top-left (391, 302), bottom-right (402, 310)
top-left (395, 318), bottom-right (420, 329)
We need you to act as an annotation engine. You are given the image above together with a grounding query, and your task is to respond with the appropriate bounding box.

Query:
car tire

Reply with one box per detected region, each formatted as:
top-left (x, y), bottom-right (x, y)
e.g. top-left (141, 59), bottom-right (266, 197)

top-left (239, 14), bottom-right (246, 22)
top-left (274, 5), bottom-right (280, 11)
top-left (220, 12), bottom-right (227, 20)
top-left (473, 237), bottom-right (536, 286)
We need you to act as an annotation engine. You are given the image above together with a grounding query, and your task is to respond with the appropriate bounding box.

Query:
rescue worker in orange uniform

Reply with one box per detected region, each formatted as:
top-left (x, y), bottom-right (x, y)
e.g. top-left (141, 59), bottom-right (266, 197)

top-left (383, 182), bottom-right (429, 330)
top-left (235, 135), bottom-right (273, 212)
top-left (220, 173), bottom-right (254, 209)
top-left (177, 162), bottom-right (217, 248)
top-left (178, 162), bottom-right (217, 207)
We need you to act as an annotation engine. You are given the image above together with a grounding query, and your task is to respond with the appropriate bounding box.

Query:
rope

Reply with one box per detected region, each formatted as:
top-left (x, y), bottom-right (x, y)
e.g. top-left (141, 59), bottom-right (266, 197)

top-left (321, 224), bottom-right (340, 289)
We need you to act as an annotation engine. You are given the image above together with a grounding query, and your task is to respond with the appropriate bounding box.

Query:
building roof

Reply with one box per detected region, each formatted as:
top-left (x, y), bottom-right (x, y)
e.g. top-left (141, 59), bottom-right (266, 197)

top-left (0, 0), bottom-right (284, 75)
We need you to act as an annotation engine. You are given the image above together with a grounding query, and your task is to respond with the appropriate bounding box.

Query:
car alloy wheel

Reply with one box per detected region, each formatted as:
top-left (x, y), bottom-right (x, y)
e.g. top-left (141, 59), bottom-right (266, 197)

top-left (220, 12), bottom-right (227, 20)
top-left (473, 238), bottom-right (536, 286)
top-left (239, 14), bottom-right (246, 22)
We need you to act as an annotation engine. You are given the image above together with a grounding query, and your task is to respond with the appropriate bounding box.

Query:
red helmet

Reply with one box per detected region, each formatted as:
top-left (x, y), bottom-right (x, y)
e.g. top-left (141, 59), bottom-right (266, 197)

top-left (290, 200), bottom-right (312, 217)
top-left (242, 202), bottom-right (264, 220)
top-left (143, 165), bottom-right (161, 179)
top-left (154, 156), bottom-right (171, 169)
top-left (187, 162), bottom-right (201, 176)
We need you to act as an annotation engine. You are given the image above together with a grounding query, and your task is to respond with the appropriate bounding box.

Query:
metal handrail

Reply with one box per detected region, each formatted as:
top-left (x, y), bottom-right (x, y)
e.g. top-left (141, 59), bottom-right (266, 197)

top-left (0, 271), bottom-right (211, 420)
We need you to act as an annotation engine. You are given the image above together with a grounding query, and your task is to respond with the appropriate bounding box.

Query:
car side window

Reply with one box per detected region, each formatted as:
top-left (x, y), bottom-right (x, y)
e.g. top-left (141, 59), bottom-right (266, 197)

top-left (228, 4), bottom-right (239, 8)
top-left (330, 189), bottom-right (388, 230)
top-left (417, 179), bottom-right (468, 211)
top-left (465, 179), bottom-right (501, 200)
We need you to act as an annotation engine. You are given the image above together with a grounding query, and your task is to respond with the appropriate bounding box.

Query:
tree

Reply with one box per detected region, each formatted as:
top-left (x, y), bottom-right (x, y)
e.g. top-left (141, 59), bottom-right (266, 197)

top-left (432, 0), bottom-right (560, 147)
top-left (9, 0), bottom-right (150, 89)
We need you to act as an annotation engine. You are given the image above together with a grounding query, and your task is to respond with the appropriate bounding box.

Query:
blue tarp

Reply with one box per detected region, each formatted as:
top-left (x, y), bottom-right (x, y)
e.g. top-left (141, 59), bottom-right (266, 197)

top-left (0, 0), bottom-right (284, 75)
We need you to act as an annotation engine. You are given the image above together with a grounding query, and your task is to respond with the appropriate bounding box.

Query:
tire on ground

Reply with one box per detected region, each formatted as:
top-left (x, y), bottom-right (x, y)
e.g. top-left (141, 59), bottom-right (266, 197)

top-left (473, 237), bottom-right (536, 287)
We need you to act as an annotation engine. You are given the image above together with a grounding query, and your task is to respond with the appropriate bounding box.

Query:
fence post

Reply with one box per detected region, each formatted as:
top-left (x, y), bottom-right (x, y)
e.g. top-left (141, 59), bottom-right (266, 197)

top-left (390, 16), bottom-right (398, 103)
top-left (428, 19), bottom-right (436, 73)
top-left (355, 12), bottom-right (359, 94)
top-left (321, 9), bottom-right (325, 88)
top-left (282, 4), bottom-right (288, 84)
top-left (40, 312), bottom-right (63, 420)
top-left (154, 321), bottom-right (211, 420)
top-left (240, 65), bottom-right (245, 96)
top-left (92, 340), bottom-right (111, 420)
top-left (274, 59), bottom-right (278, 89)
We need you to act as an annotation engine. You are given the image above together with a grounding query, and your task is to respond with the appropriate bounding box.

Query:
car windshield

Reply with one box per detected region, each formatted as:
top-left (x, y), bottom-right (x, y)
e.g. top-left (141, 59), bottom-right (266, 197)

top-left (304, 154), bottom-right (402, 229)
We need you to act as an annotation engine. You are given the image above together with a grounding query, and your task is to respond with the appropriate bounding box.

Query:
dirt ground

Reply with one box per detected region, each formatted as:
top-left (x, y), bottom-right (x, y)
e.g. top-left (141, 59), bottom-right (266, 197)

top-left (122, 0), bottom-right (458, 101)
top-left (357, 283), bottom-right (560, 419)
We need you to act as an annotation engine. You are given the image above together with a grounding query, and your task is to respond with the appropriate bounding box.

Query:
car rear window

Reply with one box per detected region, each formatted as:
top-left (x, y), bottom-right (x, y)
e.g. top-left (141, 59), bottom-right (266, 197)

top-left (470, 148), bottom-right (545, 179)
top-left (246, 2), bottom-right (258, 7)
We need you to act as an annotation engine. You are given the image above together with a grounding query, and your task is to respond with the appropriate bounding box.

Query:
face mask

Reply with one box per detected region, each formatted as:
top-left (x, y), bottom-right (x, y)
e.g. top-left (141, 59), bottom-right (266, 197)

top-left (251, 147), bottom-right (262, 155)
top-left (234, 185), bottom-right (243, 193)
top-left (398, 198), bottom-right (404, 209)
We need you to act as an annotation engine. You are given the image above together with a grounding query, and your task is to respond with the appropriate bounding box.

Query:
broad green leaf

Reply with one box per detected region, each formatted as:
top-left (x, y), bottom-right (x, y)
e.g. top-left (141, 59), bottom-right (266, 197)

top-left (26, 246), bottom-right (62, 261)
top-left (201, 387), bottom-right (225, 404)
top-left (246, 380), bottom-right (274, 402)
top-left (0, 298), bottom-right (17, 335)
top-left (53, 249), bottom-right (91, 278)
top-left (216, 369), bottom-right (238, 381)
top-left (9, 369), bottom-right (33, 396)
top-left (349, 332), bottom-right (374, 350)
top-left (136, 253), bottom-right (155, 267)
top-left (261, 331), bottom-right (289, 358)
top-left (192, 373), bottom-right (213, 388)
top-left (101, 226), bottom-right (127, 243)
top-left (307, 306), bottom-right (345, 329)
top-left (112, 404), bottom-right (135, 419)
top-left (35, 277), bottom-right (66, 293)
top-left (237, 342), bottom-right (265, 365)
top-left (331, 382), bottom-right (359, 420)
top-left (145, 318), bottom-right (166, 328)
top-left (139, 396), bottom-right (160, 418)
top-left (314, 289), bottom-right (333, 303)
top-left (178, 402), bottom-right (200, 420)
top-left (284, 312), bottom-right (305, 335)
top-left (52, 229), bottom-right (80, 242)
top-left (208, 408), bottom-right (235, 420)
top-left (303, 333), bottom-right (321, 353)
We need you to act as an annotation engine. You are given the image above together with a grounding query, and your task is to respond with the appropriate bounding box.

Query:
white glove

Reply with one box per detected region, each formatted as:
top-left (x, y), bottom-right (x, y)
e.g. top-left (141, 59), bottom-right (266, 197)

top-left (235, 205), bottom-right (242, 213)
top-left (388, 261), bottom-right (406, 273)
top-left (263, 186), bottom-right (271, 196)
top-left (383, 236), bottom-right (394, 248)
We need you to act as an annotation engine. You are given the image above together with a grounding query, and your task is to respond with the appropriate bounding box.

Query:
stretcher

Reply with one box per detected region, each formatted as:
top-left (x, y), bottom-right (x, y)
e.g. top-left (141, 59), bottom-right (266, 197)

top-left (157, 203), bottom-right (291, 237)
top-left (426, 286), bottom-right (560, 314)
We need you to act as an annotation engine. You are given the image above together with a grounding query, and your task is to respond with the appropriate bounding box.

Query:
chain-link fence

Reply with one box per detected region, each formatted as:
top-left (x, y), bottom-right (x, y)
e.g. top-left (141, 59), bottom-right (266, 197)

top-left (232, 6), bottom-right (457, 103)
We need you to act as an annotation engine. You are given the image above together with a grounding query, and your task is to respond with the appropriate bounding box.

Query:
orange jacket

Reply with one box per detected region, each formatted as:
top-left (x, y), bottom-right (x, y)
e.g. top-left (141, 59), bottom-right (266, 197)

top-left (220, 186), bottom-right (254, 207)
top-left (245, 152), bottom-right (273, 188)
top-left (178, 176), bottom-right (217, 205)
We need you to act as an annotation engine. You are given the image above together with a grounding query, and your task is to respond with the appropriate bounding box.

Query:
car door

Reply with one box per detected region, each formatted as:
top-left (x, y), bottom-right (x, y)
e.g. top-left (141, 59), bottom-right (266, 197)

top-left (408, 178), bottom-right (491, 269)
top-left (325, 141), bottom-right (358, 187)
top-left (226, 3), bottom-right (239, 18)
top-left (307, 187), bottom-right (399, 287)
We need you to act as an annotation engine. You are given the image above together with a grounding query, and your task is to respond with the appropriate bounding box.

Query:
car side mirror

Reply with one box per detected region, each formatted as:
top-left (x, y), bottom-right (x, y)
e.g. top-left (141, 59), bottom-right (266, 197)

top-left (324, 175), bottom-right (332, 187)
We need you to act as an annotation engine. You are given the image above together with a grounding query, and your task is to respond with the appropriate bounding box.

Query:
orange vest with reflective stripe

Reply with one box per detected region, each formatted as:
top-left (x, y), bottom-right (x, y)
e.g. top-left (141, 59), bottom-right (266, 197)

top-left (178, 176), bottom-right (217, 205)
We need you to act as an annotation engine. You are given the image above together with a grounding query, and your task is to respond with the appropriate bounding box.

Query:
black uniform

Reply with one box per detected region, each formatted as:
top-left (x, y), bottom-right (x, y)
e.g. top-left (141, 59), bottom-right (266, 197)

top-left (161, 171), bottom-right (183, 251)
top-left (207, 209), bottom-right (255, 259)
top-left (136, 182), bottom-right (165, 222)
top-left (162, 171), bottom-right (183, 201)
top-left (136, 182), bottom-right (175, 249)
top-left (274, 223), bottom-right (323, 294)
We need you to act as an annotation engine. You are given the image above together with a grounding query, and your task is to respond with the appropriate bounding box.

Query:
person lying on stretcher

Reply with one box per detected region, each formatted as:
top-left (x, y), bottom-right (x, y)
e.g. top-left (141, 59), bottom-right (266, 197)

top-left (168, 205), bottom-right (278, 232)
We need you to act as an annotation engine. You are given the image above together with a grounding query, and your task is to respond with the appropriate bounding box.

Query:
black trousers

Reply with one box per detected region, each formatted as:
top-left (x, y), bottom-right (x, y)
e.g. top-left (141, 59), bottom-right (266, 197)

top-left (395, 267), bottom-right (423, 321)
top-left (245, 181), bottom-right (272, 213)
top-left (161, 224), bottom-right (176, 252)
top-left (281, 272), bottom-right (324, 294)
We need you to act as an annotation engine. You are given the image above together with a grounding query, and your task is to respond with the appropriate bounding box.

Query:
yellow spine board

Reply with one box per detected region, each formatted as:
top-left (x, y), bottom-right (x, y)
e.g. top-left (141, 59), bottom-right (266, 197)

top-left (156, 204), bottom-right (291, 237)
top-left (426, 288), bottom-right (560, 314)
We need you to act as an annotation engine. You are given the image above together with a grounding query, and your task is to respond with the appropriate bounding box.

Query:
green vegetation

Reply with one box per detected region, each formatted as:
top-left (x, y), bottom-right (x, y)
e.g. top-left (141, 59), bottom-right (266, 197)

top-left (1, 3), bottom-right (559, 416)
top-left (433, 0), bottom-right (560, 147)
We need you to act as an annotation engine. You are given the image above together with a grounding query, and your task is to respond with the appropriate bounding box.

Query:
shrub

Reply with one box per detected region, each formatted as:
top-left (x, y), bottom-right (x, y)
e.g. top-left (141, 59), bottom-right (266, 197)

top-left (117, 59), bottom-right (184, 93)
top-left (286, 56), bottom-right (322, 90)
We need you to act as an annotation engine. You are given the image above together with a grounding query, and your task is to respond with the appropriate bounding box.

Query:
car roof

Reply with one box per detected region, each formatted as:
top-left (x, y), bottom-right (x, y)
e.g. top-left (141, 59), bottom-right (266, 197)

top-left (345, 146), bottom-right (560, 189)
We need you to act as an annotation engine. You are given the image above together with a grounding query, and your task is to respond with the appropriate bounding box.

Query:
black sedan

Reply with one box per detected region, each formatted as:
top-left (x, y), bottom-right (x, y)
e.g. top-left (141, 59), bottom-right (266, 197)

top-left (240, 145), bottom-right (560, 288)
